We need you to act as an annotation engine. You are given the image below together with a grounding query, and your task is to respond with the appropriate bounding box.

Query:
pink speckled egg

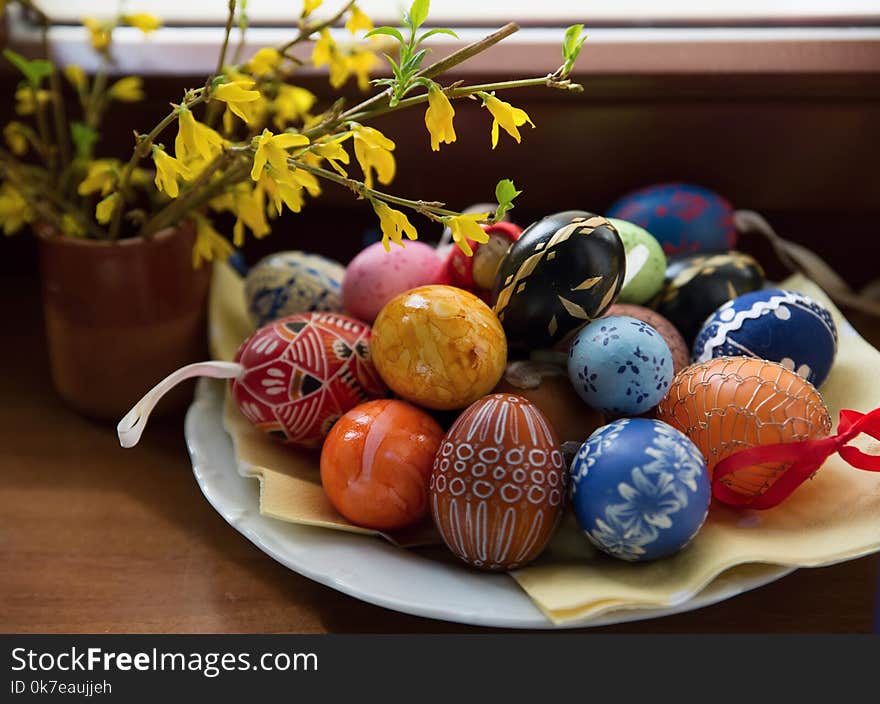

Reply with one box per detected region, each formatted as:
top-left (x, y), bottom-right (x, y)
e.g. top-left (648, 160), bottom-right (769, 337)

top-left (343, 242), bottom-right (443, 323)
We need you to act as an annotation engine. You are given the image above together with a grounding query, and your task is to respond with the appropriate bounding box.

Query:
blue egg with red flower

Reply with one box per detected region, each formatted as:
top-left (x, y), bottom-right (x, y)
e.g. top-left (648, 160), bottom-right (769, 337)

top-left (570, 418), bottom-right (711, 562)
top-left (606, 183), bottom-right (736, 256)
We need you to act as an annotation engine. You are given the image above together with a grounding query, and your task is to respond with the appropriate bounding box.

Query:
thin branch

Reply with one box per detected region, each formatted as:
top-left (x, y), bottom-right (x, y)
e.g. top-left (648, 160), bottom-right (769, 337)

top-left (279, 0), bottom-right (356, 54)
top-left (216, 0), bottom-right (238, 76)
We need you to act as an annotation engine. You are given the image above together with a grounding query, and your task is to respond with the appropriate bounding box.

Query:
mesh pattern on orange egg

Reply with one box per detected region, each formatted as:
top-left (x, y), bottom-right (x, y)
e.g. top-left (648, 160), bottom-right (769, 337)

top-left (657, 357), bottom-right (832, 499)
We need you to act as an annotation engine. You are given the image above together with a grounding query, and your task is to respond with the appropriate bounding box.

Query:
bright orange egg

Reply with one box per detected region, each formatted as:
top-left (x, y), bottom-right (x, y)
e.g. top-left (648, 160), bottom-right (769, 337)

top-left (320, 399), bottom-right (445, 531)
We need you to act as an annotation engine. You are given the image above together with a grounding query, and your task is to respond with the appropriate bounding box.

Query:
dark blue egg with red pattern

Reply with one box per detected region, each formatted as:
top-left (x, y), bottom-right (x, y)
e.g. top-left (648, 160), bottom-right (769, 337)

top-left (606, 183), bottom-right (736, 256)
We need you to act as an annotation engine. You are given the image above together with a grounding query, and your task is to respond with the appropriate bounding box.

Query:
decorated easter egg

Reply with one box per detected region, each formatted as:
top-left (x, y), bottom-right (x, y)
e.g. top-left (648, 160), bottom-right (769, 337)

top-left (429, 393), bottom-right (566, 570)
top-left (606, 182), bottom-right (737, 255)
top-left (608, 218), bottom-right (666, 305)
top-left (606, 303), bottom-right (689, 374)
top-left (657, 357), bottom-right (832, 501)
top-left (568, 316), bottom-right (674, 416)
top-left (371, 285), bottom-right (507, 410)
top-left (320, 399), bottom-right (445, 530)
top-left (494, 360), bottom-right (605, 444)
top-left (492, 211), bottom-right (625, 350)
top-left (342, 241), bottom-right (443, 323)
top-left (655, 251), bottom-right (765, 346)
top-left (245, 251), bottom-right (345, 326)
top-left (441, 221), bottom-right (523, 302)
top-left (692, 289), bottom-right (838, 387)
top-left (570, 418), bottom-right (710, 561)
top-left (232, 313), bottom-right (387, 447)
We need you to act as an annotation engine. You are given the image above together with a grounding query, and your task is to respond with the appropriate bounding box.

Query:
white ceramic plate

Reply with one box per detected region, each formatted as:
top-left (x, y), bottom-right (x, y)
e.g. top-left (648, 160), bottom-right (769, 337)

top-left (185, 378), bottom-right (794, 629)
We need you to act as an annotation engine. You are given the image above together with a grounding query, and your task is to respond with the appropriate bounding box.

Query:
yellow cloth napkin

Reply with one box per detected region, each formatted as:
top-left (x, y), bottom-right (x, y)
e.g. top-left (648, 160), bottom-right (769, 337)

top-left (209, 261), bottom-right (880, 624)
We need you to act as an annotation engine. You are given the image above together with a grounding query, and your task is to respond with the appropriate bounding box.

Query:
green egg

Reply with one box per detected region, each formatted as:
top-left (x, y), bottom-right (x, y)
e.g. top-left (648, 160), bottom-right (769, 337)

top-left (609, 217), bottom-right (667, 305)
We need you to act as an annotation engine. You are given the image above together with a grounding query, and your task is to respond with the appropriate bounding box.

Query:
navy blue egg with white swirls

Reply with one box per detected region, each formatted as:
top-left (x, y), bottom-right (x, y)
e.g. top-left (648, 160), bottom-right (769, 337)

top-left (570, 418), bottom-right (710, 562)
top-left (692, 288), bottom-right (838, 387)
top-left (568, 315), bottom-right (673, 416)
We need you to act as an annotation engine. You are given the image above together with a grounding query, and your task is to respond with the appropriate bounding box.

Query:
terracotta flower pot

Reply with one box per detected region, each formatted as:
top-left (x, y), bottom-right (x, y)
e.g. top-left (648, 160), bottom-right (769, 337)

top-left (38, 221), bottom-right (212, 420)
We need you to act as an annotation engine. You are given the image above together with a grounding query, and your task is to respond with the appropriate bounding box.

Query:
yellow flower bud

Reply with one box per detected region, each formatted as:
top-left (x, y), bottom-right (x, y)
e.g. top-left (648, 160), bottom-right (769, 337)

top-left (123, 13), bottom-right (162, 34)
top-left (107, 76), bottom-right (144, 102)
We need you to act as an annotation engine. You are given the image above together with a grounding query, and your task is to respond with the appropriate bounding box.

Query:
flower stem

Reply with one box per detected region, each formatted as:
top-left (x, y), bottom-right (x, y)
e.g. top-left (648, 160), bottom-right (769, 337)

top-left (279, 0), bottom-right (356, 54)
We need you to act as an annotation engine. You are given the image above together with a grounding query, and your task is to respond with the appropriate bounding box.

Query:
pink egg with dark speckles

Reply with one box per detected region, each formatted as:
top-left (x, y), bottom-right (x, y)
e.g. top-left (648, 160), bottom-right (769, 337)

top-left (343, 241), bottom-right (443, 323)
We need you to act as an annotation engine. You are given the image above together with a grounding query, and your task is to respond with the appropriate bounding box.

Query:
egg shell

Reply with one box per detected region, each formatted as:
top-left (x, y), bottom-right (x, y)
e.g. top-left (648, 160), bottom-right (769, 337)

top-left (493, 360), bottom-right (606, 445)
top-left (441, 221), bottom-right (523, 300)
top-left (429, 393), bottom-right (566, 570)
top-left (656, 357), bottom-right (832, 499)
top-left (492, 211), bottom-right (625, 350)
top-left (570, 418), bottom-right (711, 561)
top-left (342, 241), bottom-right (443, 323)
top-left (655, 250), bottom-right (765, 346)
top-left (606, 182), bottom-right (737, 255)
top-left (245, 251), bottom-right (346, 326)
top-left (371, 285), bottom-right (507, 410)
top-left (232, 313), bottom-right (387, 447)
top-left (692, 289), bottom-right (838, 387)
top-left (568, 315), bottom-right (674, 416)
top-left (320, 399), bottom-right (445, 531)
top-left (608, 218), bottom-right (667, 305)
top-left (606, 303), bottom-right (689, 374)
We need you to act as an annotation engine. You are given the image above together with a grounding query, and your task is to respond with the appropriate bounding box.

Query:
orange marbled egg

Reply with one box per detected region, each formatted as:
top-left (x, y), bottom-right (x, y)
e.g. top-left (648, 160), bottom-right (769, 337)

top-left (429, 393), bottom-right (566, 571)
top-left (656, 356), bottom-right (832, 500)
top-left (371, 285), bottom-right (507, 410)
top-left (320, 399), bottom-right (445, 531)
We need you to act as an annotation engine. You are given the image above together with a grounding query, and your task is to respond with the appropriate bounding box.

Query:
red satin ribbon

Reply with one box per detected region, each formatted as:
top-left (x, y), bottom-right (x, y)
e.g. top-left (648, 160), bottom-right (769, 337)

top-left (712, 408), bottom-right (880, 510)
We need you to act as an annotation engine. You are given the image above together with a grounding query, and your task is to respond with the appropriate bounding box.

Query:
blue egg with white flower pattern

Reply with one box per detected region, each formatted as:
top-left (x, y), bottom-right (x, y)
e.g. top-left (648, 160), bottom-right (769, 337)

top-left (567, 315), bottom-right (674, 416)
top-left (570, 418), bottom-right (710, 562)
top-left (245, 251), bottom-right (346, 327)
top-left (692, 288), bottom-right (838, 387)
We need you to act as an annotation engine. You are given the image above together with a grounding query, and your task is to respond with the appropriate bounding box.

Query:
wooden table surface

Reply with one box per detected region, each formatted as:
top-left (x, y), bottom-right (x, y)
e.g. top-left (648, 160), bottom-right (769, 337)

top-left (2, 275), bottom-right (878, 634)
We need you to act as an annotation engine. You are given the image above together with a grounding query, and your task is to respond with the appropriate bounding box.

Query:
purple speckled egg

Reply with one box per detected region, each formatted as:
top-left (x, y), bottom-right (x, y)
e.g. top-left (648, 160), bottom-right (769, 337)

top-left (343, 241), bottom-right (443, 323)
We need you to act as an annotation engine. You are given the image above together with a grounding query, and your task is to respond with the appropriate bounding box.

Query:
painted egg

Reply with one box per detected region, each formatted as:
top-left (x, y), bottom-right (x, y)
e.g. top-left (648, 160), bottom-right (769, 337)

top-left (342, 241), bottom-right (443, 323)
top-left (606, 303), bottom-right (689, 374)
top-left (608, 218), bottom-right (666, 305)
top-left (441, 221), bottom-right (523, 302)
top-left (492, 211), bottom-right (625, 350)
top-left (494, 360), bottom-right (606, 445)
top-left (657, 357), bottom-right (832, 500)
top-left (429, 393), bottom-right (566, 570)
top-left (320, 399), bottom-right (444, 530)
top-left (692, 289), bottom-right (838, 387)
top-left (371, 285), bottom-right (507, 410)
top-left (233, 312), bottom-right (387, 447)
top-left (570, 418), bottom-right (710, 561)
top-left (568, 315), bottom-right (674, 416)
top-left (655, 250), bottom-right (765, 346)
top-left (606, 182), bottom-right (737, 255)
top-left (245, 251), bottom-right (345, 326)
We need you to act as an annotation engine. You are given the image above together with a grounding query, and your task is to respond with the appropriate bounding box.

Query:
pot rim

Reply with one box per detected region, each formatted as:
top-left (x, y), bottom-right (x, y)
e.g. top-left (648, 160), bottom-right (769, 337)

top-left (36, 218), bottom-right (195, 249)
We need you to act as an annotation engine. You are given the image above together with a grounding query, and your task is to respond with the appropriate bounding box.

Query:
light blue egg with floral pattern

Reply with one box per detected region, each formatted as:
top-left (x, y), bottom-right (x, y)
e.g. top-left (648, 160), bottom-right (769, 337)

top-left (567, 315), bottom-right (674, 416)
top-left (570, 418), bottom-right (710, 562)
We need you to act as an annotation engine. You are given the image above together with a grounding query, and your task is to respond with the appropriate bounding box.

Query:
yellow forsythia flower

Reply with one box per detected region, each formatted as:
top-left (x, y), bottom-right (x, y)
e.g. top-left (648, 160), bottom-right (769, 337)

top-left (152, 146), bottom-right (193, 198)
top-left (424, 84), bottom-right (456, 151)
top-left (303, 0), bottom-right (323, 17)
top-left (272, 85), bottom-right (317, 128)
top-left (279, 164), bottom-right (321, 197)
top-left (60, 214), bottom-right (86, 238)
top-left (481, 94), bottom-right (535, 149)
top-left (14, 87), bottom-right (49, 116)
top-left (233, 184), bottom-right (270, 245)
top-left (107, 76), bottom-right (145, 102)
top-left (443, 212), bottom-right (491, 256)
top-left (352, 125), bottom-right (395, 189)
top-left (192, 215), bottom-right (233, 268)
top-left (251, 128), bottom-right (310, 182)
top-left (310, 133), bottom-right (351, 176)
top-left (247, 48), bottom-right (283, 76)
top-left (4, 122), bottom-right (29, 156)
top-left (260, 172), bottom-right (306, 217)
top-left (123, 13), bottom-right (162, 34)
top-left (78, 159), bottom-right (120, 196)
top-left (346, 5), bottom-right (373, 34)
top-left (312, 29), bottom-right (351, 88)
top-left (63, 65), bottom-right (88, 93)
top-left (175, 106), bottom-right (225, 163)
top-left (0, 183), bottom-right (34, 235)
top-left (95, 192), bottom-right (120, 224)
top-left (82, 17), bottom-right (112, 52)
top-left (372, 200), bottom-right (417, 251)
top-left (213, 79), bottom-right (262, 124)
top-left (348, 50), bottom-right (378, 91)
